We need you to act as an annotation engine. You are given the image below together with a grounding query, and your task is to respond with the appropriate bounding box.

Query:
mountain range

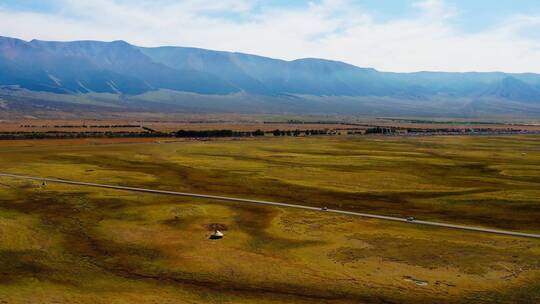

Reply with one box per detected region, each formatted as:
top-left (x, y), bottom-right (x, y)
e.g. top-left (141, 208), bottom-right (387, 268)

top-left (1, 35), bottom-right (540, 117)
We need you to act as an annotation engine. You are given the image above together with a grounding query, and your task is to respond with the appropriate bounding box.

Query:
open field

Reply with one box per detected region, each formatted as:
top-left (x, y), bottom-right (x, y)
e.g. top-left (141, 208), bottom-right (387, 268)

top-left (1, 135), bottom-right (540, 303)
top-left (3, 117), bottom-right (540, 134)
top-left (0, 119), bottom-right (363, 133)
top-left (0, 118), bottom-right (367, 140)
top-left (0, 120), bottom-right (143, 133)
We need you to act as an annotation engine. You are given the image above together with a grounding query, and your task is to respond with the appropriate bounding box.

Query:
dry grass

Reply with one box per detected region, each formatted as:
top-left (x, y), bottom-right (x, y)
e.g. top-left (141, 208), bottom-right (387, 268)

top-left (0, 135), bottom-right (540, 303)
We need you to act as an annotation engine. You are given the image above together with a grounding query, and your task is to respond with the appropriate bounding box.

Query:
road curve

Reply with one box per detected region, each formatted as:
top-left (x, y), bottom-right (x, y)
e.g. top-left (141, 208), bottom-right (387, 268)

top-left (1, 172), bottom-right (540, 240)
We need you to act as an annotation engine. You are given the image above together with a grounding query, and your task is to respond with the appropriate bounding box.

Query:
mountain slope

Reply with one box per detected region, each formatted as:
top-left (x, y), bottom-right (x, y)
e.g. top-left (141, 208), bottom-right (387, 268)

top-left (0, 37), bottom-right (238, 95)
top-left (482, 76), bottom-right (540, 102)
top-left (1, 36), bottom-right (540, 117)
top-left (3, 36), bottom-right (540, 100)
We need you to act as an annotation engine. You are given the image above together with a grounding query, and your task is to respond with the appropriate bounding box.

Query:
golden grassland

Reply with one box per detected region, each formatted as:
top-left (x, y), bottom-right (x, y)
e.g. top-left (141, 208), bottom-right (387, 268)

top-left (1, 135), bottom-right (540, 303)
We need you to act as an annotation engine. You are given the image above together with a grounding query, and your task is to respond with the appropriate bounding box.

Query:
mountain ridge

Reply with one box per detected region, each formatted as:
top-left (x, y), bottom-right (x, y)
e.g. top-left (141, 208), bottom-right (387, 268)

top-left (1, 36), bottom-right (540, 117)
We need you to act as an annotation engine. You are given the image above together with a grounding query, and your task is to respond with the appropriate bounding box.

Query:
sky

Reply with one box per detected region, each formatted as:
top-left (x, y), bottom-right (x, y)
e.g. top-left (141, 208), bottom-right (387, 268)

top-left (2, 0), bottom-right (540, 73)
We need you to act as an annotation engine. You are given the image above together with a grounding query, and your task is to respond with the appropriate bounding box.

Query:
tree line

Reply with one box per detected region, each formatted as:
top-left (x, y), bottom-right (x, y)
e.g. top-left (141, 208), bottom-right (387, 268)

top-left (175, 129), bottom-right (265, 138)
top-left (174, 129), bottom-right (333, 138)
top-left (20, 124), bottom-right (141, 128)
top-left (0, 131), bottom-right (168, 140)
top-left (0, 128), bottom-right (343, 140)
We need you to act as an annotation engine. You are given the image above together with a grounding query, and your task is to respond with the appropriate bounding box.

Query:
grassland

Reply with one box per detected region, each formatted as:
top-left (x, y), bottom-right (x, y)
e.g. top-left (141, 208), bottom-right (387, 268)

top-left (1, 135), bottom-right (540, 303)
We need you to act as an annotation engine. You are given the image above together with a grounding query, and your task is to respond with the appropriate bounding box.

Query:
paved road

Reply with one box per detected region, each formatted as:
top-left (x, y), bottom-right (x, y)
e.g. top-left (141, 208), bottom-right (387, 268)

top-left (1, 172), bottom-right (540, 240)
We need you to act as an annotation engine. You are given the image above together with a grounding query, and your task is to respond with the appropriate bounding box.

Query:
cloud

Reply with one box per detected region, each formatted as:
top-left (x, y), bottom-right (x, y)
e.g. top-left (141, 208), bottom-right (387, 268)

top-left (1, 0), bottom-right (540, 73)
top-left (412, 0), bottom-right (458, 19)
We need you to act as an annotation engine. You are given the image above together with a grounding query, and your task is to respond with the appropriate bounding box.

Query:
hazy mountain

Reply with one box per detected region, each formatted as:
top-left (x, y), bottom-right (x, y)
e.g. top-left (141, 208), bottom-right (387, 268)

top-left (1, 36), bottom-right (540, 117)
top-left (0, 37), bottom-right (236, 95)
top-left (482, 76), bottom-right (540, 103)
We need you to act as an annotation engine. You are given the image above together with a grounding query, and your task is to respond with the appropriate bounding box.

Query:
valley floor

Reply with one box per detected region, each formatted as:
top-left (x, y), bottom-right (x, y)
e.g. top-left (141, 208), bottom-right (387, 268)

top-left (0, 135), bottom-right (540, 303)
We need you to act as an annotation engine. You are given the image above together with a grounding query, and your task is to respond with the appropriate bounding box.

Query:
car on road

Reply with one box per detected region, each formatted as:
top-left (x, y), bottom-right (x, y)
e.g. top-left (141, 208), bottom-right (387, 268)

top-left (321, 207), bottom-right (328, 211)
top-left (406, 216), bottom-right (416, 222)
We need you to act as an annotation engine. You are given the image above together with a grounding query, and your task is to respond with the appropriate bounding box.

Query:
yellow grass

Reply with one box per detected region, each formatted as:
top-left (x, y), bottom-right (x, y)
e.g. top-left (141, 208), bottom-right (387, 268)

top-left (0, 135), bottom-right (540, 303)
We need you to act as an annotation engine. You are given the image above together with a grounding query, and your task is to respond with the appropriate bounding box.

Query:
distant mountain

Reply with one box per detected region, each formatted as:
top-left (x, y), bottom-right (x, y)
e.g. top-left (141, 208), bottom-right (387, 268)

top-left (482, 76), bottom-right (540, 103)
top-left (1, 36), bottom-right (540, 117)
top-left (0, 37), bottom-right (236, 95)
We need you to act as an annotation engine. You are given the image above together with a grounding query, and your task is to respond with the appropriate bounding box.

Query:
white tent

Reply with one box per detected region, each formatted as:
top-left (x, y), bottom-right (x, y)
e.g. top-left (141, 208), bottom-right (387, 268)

top-left (210, 230), bottom-right (224, 240)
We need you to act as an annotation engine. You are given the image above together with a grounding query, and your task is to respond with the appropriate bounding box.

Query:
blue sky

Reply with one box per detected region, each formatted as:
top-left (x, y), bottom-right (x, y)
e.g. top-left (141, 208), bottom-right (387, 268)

top-left (4, 0), bottom-right (540, 31)
top-left (2, 0), bottom-right (540, 72)
top-left (356, 1), bottom-right (540, 30)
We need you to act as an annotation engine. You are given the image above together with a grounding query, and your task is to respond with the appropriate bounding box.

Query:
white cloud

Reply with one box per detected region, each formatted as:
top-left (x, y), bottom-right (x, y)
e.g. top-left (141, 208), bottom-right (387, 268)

top-left (412, 0), bottom-right (458, 20)
top-left (1, 0), bottom-right (540, 73)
